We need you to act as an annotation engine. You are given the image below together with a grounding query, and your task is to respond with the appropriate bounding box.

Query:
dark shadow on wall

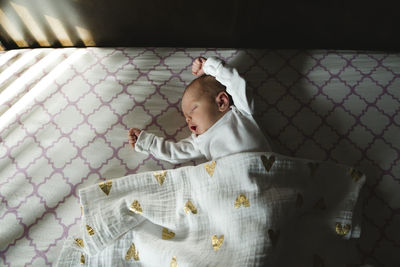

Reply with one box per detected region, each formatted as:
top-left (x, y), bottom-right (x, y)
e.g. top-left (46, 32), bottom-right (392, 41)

top-left (1, 0), bottom-right (400, 50)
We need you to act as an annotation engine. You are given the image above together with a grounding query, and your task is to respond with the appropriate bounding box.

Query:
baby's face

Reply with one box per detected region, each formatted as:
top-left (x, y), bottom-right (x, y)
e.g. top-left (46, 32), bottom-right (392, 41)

top-left (181, 88), bottom-right (222, 136)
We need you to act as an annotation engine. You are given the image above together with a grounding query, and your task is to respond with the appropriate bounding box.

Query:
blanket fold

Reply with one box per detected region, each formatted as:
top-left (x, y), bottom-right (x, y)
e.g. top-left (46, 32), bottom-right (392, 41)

top-left (57, 152), bottom-right (365, 266)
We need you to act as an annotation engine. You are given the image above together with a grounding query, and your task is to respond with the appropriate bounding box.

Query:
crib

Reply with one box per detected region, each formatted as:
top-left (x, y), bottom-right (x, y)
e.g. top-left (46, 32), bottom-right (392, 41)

top-left (0, 47), bottom-right (399, 266)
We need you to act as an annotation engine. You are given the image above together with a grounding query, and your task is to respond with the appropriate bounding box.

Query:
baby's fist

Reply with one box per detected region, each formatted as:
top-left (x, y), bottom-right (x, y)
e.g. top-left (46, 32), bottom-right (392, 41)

top-left (128, 128), bottom-right (142, 149)
top-left (192, 57), bottom-right (206, 76)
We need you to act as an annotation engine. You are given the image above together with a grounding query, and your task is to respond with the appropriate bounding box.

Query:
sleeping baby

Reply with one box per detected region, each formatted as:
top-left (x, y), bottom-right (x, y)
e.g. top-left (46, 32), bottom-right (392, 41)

top-left (128, 56), bottom-right (271, 164)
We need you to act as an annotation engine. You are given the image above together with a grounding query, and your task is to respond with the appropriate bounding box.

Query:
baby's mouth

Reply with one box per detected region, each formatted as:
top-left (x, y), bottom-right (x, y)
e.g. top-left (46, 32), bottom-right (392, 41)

top-left (190, 125), bottom-right (197, 132)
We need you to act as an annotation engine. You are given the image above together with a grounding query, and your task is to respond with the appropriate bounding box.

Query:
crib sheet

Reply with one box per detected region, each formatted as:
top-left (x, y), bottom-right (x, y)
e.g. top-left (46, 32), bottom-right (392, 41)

top-left (0, 47), bottom-right (399, 266)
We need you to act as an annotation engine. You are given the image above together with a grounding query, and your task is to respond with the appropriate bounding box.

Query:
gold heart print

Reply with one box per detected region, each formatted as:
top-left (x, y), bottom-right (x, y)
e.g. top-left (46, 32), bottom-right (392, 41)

top-left (234, 194), bottom-right (250, 209)
top-left (335, 222), bottom-right (351, 236)
top-left (125, 243), bottom-right (139, 261)
top-left (211, 235), bottom-right (224, 251)
top-left (162, 227), bottom-right (176, 240)
top-left (268, 229), bottom-right (280, 246)
top-left (154, 170), bottom-right (167, 185)
top-left (348, 168), bottom-right (363, 182)
top-left (184, 200), bottom-right (197, 214)
top-left (307, 162), bottom-right (319, 177)
top-left (86, 224), bottom-right (95, 236)
top-left (98, 180), bottom-right (112, 195)
top-left (74, 238), bottom-right (84, 248)
top-left (204, 161), bottom-right (216, 177)
top-left (261, 155), bottom-right (275, 172)
top-left (170, 256), bottom-right (177, 267)
top-left (80, 253), bottom-right (85, 264)
top-left (130, 200), bottom-right (143, 214)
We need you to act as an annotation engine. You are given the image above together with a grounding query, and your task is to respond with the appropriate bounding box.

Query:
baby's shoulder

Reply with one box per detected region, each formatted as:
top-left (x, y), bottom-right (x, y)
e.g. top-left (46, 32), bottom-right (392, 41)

top-left (231, 105), bottom-right (251, 117)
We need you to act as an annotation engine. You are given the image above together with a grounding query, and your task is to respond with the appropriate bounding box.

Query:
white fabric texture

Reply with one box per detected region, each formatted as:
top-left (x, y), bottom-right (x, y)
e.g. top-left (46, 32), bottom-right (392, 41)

top-left (134, 57), bottom-right (271, 163)
top-left (56, 151), bottom-right (365, 266)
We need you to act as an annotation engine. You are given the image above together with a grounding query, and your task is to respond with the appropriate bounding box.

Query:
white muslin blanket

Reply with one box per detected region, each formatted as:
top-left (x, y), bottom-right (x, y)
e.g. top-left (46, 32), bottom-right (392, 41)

top-left (56, 152), bottom-right (365, 266)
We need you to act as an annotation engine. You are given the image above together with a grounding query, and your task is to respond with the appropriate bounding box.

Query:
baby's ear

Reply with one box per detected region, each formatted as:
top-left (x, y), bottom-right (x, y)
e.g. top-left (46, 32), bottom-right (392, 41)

top-left (216, 91), bottom-right (230, 112)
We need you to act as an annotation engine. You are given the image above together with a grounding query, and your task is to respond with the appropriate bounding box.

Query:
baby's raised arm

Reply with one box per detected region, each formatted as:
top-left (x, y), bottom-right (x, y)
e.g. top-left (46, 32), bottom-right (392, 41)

top-left (202, 57), bottom-right (254, 115)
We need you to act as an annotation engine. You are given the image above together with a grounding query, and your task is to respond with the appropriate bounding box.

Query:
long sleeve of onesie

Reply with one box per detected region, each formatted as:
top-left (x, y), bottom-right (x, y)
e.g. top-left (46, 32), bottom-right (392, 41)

top-left (203, 57), bottom-right (254, 115)
top-left (134, 131), bottom-right (203, 164)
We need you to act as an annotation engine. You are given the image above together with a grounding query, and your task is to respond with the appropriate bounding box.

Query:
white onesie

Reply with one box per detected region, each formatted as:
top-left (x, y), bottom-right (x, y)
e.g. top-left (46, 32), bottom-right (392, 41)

top-left (134, 57), bottom-right (271, 164)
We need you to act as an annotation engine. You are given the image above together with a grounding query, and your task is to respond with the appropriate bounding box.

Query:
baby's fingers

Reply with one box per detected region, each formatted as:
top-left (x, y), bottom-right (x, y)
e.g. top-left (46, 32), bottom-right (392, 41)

top-left (128, 137), bottom-right (136, 148)
top-left (192, 57), bottom-right (206, 76)
top-left (192, 66), bottom-right (201, 76)
top-left (198, 57), bottom-right (206, 64)
top-left (192, 62), bottom-right (200, 69)
top-left (193, 57), bottom-right (201, 64)
top-left (132, 128), bottom-right (141, 136)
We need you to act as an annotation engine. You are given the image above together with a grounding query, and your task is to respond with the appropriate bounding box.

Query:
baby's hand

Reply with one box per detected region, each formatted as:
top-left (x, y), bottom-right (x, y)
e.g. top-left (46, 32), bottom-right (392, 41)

top-left (128, 128), bottom-right (142, 149)
top-left (192, 57), bottom-right (206, 76)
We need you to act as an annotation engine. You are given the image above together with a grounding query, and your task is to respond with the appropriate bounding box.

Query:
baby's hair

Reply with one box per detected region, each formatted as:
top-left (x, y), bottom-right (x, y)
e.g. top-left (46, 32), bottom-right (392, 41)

top-left (184, 75), bottom-right (233, 105)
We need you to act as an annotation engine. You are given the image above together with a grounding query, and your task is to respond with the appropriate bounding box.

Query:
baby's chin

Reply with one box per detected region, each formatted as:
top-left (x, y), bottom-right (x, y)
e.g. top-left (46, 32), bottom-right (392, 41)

top-left (196, 126), bottom-right (212, 136)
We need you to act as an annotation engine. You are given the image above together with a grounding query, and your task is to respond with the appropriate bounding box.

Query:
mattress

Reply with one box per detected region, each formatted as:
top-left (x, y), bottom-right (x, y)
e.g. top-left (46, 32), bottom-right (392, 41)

top-left (0, 47), bottom-right (399, 266)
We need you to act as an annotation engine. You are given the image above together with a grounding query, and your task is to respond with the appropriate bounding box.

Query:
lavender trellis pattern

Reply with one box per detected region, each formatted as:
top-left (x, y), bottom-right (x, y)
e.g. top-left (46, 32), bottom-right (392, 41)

top-left (0, 48), bottom-right (399, 266)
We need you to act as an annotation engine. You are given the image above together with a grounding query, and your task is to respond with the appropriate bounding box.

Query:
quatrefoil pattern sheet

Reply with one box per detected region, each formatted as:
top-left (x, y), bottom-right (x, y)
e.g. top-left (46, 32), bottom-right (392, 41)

top-left (0, 48), bottom-right (399, 266)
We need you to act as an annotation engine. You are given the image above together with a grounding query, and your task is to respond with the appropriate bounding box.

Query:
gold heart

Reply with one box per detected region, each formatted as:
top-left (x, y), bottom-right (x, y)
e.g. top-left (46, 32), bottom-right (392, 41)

top-left (268, 229), bottom-right (280, 246)
top-left (261, 155), bottom-right (275, 172)
top-left (307, 162), bottom-right (319, 177)
top-left (348, 168), bottom-right (363, 182)
top-left (234, 194), bottom-right (250, 209)
top-left (314, 198), bottom-right (327, 210)
top-left (86, 224), bottom-right (95, 236)
top-left (125, 243), bottom-right (139, 261)
top-left (74, 238), bottom-right (84, 248)
top-left (313, 254), bottom-right (324, 267)
top-left (130, 200), bottom-right (143, 214)
top-left (154, 170), bottom-right (167, 185)
top-left (170, 256), bottom-right (177, 267)
top-left (98, 180), bottom-right (112, 195)
top-left (184, 200), bottom-right (197, 214)
top-left (211, 235), bottom-right (224, 251)
top-left (296, 193), bottom-right (304, 208)
top-left (80, 253), bottom-right (85, 264)
top-left (335, 222), bottom-right (351, 236)
top-left (162, 227), bottom-right (175, 240)
top-left (204, 161), bottom-right (216, 177)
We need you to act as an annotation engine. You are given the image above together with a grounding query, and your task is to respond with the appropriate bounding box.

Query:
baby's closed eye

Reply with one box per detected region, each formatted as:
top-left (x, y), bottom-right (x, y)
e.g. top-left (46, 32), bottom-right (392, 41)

top-left (191, 105), bottom-right (198, 113)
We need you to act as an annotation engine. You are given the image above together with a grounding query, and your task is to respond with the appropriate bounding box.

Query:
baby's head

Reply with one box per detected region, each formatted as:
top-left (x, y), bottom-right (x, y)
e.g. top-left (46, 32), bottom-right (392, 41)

top-left (181, 75), bottom-right (231, 136)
